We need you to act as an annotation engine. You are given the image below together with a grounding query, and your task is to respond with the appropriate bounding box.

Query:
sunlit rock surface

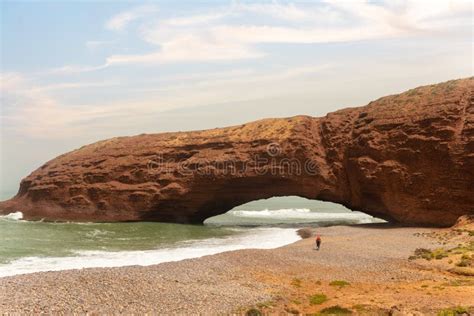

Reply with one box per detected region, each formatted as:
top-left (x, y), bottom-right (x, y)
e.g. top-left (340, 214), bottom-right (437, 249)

top-left (1, 78), bottom-right (473, 226)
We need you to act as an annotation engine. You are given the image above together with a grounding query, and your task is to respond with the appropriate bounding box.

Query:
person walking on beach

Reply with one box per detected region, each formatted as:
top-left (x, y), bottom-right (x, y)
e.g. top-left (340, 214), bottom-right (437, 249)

top-left (315, 235), bottom-right (321, 250)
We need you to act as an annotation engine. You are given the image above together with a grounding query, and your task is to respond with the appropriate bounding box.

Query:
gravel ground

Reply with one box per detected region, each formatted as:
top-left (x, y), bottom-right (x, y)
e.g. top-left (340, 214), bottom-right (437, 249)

top-left (0, 224), bottom-right (470, 314)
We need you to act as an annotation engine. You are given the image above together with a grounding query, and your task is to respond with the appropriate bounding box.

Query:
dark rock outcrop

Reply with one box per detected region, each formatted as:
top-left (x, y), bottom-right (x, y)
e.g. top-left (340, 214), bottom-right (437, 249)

top-left (1, 78), bottom-right (473, 226)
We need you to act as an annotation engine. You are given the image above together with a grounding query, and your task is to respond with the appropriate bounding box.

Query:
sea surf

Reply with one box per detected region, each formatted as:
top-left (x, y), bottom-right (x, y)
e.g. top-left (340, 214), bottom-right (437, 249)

top-left (0, 197), bottom-right (384, 277)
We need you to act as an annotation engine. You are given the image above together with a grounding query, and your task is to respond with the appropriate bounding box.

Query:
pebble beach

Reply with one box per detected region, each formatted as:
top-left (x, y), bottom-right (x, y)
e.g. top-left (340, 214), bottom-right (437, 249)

top-left (1, 224), bottom-right (473, 314)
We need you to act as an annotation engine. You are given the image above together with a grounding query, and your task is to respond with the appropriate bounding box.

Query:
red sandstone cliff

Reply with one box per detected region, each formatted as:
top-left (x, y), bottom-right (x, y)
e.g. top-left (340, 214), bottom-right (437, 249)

top-left (1, 78), bottom-right (473, 226)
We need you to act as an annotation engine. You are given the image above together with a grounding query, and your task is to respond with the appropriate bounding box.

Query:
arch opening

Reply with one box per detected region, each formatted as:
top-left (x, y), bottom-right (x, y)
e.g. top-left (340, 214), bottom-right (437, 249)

top-left (204, 196), bottom-right (386, 227)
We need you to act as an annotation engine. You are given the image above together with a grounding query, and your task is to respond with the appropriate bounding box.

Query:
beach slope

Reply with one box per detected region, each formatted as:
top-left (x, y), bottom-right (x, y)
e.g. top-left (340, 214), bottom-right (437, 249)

top-left (1, 225), bottom-right (472, 314)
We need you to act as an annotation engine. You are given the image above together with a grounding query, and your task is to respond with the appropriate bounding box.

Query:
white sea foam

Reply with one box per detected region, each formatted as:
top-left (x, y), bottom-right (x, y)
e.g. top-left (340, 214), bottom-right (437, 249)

top-left (85, 229), bottom-right (114, 238)
top-left (0, 227), bottom-right (299, 278)
top-left (229, 208), bottom-right (381, 223)
top-left (0, 212), bottom-right (23, 221)
top-left (230, 208), bottom-right (312, 218)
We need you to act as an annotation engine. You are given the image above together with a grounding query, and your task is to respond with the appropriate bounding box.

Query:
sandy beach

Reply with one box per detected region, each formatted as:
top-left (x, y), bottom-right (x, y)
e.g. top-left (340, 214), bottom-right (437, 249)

top-left (1, 224), bottom-right (473, 315)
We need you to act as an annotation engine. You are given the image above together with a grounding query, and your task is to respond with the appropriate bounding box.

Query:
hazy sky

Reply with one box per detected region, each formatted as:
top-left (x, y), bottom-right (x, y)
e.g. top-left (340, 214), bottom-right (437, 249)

top-left (1, 0), bottom-right (473, 195)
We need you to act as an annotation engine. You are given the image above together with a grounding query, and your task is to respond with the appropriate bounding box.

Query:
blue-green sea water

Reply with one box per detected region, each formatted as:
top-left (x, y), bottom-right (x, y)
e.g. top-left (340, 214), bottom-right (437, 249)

top-left (0, 191), bottom-right (383, 277)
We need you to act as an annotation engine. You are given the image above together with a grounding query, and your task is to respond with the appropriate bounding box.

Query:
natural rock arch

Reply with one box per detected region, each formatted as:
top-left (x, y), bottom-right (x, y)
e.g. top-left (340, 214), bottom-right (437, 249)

top-left (1, 78), bottom-right (473, 226)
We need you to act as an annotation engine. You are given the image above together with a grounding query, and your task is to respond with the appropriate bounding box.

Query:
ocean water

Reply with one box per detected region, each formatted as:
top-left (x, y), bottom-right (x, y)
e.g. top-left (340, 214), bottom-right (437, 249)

top-left (0, 194), bottom-right (384, 277)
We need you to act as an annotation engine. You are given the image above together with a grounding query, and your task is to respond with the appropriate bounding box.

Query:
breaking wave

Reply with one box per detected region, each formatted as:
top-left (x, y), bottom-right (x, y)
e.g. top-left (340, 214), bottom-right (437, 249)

top-left (0, 227), bottom-right (299, 277)
top-left (229, 208), bottom-right (381, 223)
top-left (0, 212), bottom-right (23, 221)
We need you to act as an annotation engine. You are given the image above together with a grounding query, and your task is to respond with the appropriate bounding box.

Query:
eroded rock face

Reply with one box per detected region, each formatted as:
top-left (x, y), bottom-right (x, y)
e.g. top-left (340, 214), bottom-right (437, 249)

top-left (1, 78), bottom-right (473, 226)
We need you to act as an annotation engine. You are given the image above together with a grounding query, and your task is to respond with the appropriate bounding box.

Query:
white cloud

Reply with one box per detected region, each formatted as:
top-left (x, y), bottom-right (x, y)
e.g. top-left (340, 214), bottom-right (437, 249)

top-left (44, 0), bottom-right (471, 70)
top-left (210, 24), bottom-right (395, 44)
top-left (30, 81), bottom-right (118, 92)
top-left (233, 2), bottom-right (324, 22)
top-left (106, 34), bottom-right (264, 64)
top-left (48, 64), bottom-right (109, 74)
top-left (105, 5), bottom-right (158, 31)
top-left (1, 73), bottom-right (127, 138)
top-left (160, 2), bottom-right (323, 26)
top-left (4, 1), bottom-right (473, 77)
top-left (0, 73), bottom-right (25, 92)
top-left (1, 73), bottom-right (81, 136)
top-left (85, 40), bottom-right (114, 50)
top-left (103, 0), bottom-right (472, 65)
top-left (0, 63), bottom-right (333, 138)
top-left (162, 11), bottom-right (228, 26)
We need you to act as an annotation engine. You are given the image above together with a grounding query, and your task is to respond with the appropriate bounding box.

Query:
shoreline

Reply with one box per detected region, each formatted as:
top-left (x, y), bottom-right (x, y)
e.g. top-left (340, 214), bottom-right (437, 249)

top-left (0, 222), bottom-right (391, 279)
top-left (0, 209), bottom-right (385, 278)
top-left (1, 224), bottom-right (473, 314)
top-left (0, 226), bottom-right (301, 278)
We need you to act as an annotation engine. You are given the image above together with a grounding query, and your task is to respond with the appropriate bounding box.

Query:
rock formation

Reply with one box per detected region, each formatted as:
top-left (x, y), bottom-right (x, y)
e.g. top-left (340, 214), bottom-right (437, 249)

top-left (1, 78), bottom-right (473, 226)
